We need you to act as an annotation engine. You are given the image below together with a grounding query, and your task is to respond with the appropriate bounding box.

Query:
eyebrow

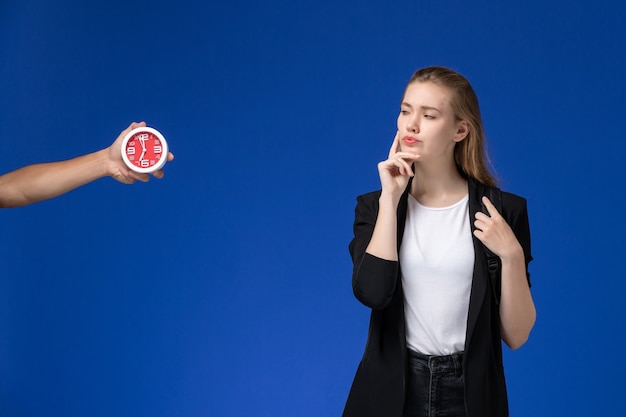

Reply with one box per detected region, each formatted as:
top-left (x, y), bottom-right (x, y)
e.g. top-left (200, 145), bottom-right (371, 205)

top-left (400, 102), bottom-right (442, 113)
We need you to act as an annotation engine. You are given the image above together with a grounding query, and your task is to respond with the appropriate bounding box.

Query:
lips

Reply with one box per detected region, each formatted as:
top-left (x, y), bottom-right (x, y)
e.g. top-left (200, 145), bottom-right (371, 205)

top-left (403, 136), bottom-right (419, 145)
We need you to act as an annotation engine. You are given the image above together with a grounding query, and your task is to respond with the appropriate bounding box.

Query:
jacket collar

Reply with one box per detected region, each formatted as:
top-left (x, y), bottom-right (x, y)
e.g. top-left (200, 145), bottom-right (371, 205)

top-left (466, 178), bottom-right (490, 348)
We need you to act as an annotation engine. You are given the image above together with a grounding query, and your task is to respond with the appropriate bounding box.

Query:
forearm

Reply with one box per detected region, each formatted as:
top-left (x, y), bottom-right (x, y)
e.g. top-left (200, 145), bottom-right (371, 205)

top-left (0, 149), bottom-right (109, 208)
top-left (499, 246), bottom-right (536, 349)
top-left (365, 193), bottom-right (400, 260)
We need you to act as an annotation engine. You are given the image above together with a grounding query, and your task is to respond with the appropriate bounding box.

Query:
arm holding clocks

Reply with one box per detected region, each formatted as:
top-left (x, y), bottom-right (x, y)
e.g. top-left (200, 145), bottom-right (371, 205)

top-left (0, 121), bottom-right (174, 208)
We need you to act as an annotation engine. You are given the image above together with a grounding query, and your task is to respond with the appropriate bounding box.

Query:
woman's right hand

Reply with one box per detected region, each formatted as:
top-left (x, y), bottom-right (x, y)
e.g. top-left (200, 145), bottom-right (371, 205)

top-left (377, 132), bottom-right (420, 203)
top-left (363, 132), bottom-right (419, 260)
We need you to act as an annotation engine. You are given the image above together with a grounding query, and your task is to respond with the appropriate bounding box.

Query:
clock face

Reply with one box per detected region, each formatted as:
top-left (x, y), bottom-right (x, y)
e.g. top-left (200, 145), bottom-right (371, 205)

top-left (121, 127), bottom-right (168, 173)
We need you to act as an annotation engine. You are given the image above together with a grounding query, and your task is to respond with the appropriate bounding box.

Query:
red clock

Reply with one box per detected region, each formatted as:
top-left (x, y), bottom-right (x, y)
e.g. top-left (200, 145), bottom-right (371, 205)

top-left (121, 127), bottom-right (169, 173)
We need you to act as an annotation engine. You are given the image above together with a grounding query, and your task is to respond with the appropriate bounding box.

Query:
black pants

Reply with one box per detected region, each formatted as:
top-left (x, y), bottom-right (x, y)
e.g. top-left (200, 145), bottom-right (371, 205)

top-left (403, 349), bottom-right (467, 417)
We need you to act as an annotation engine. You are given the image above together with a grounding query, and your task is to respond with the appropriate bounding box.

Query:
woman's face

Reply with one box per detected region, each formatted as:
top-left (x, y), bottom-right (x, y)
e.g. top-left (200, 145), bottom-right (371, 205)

top-left (397, 81), bottom-right (468, 161)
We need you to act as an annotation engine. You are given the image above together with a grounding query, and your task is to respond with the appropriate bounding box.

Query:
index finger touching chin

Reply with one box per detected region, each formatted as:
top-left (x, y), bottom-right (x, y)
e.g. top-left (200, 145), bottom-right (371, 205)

top-left (388, 131), bottom-right (400, 158)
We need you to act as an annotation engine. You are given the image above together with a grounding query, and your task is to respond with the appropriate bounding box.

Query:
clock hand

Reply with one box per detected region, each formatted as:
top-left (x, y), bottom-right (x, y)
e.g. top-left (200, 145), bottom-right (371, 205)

top-left (138, 135), bottom-right (147, 161)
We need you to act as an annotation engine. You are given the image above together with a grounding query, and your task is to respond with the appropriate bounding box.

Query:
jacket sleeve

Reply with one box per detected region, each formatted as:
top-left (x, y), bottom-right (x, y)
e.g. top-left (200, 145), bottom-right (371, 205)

top-left (348, 192), bottom-right (400, 310)
top-left (502, 192), bottom-right (533, 287)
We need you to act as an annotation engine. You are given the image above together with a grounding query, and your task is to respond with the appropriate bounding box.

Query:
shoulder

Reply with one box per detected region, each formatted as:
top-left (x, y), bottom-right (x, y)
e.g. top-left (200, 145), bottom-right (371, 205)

top-left (355, 190), bottom-right (381, 202)
top-left (469, 178), bottom-right (529, 222)
top-left (351, 190), bottom-right (382, 222)
top-left (470, 176), bottom-right (527, 214)
top-left (501, 190), bottom-right (527, 210)
top-left (354, 190), bottom-right (382, 209)
top-left (498, 190), bottom-right (531, 247)
top-left (500, 190), bottom-right (528, 217)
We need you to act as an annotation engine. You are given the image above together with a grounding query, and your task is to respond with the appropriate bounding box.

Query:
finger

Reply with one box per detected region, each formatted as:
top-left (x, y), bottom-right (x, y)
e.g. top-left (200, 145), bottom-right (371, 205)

top-left (118, 124), bottom-right (133, 138)
top-left (167, 152), bottom-right (175, 162)
top-left (474, 211), bottom-right (489, 222)
top-left (474, 218), bottom-right (488, 232)
top-left (394, 151), bottom-right (421, 162)
top-left (124, 121), bottom-right (146, 133)
top-left (125, 169), bottom-right (149, 183)
top-left (135, 173), bottom-right (150, 183)
top-left (472, 229), bottom-right (490, 247)
top-left (130, 121), bottom-right (147, 129)
top-left (396, 158), bottom-right (414, 174)
top-left (118, 122), bottom-right (145, 141)
top-left (388, 131), bottom-right (400, 159)
top-left (379, 160), bottom-right (402, 177)
top-left (379, 158), bottom-right (404, 177)
top-left (152, 170), bottom-right (165, 179)
top-left (481, 196), bottom-right (499, 217)
top-left (391, 158), bottom-right (414, 177)
top-left (112, 168), bottom-right (136, 185)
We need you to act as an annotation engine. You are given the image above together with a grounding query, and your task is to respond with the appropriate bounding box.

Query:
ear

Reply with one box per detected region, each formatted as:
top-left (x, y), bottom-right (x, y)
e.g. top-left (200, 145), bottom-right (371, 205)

top-left (453, 120), bottom-right (469, 142)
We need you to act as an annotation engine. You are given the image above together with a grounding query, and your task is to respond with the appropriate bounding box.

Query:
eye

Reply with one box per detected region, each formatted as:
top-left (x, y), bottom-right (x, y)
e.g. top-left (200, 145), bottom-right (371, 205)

top-left (424, 114), bottom-right (435, 120)
top-left (400, 109), bottom-right (409, 115)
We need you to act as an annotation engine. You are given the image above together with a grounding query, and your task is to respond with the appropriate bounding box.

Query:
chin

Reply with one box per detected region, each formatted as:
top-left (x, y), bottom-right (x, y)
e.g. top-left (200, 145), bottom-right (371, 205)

top-left (400, 147), bottom-right (420, 156)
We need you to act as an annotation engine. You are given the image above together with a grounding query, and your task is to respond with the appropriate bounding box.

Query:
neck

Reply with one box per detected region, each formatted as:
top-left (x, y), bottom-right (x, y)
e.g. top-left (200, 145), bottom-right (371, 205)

top-left (410, 160), bottom-right (468, 207)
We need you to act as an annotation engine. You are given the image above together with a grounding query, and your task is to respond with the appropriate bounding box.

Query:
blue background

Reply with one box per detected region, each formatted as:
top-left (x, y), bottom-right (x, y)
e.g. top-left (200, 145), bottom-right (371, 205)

top-left (1, 0), bottom-right (624, 415)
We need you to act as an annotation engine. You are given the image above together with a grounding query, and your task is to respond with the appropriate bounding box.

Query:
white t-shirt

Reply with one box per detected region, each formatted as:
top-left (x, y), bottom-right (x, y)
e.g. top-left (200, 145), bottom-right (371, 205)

top-left (399, 194), bottom-right (474, 356)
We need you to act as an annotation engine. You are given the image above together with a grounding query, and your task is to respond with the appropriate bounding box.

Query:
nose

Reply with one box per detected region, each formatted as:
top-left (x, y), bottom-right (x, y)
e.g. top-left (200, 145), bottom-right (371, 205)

top-left (406, 115), bottom-right (419, 133)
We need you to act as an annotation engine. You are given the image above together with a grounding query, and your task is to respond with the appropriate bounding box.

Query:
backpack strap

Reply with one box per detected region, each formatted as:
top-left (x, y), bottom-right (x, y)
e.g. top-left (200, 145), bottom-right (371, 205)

top-left (482, 186), bottom-right (503, 306)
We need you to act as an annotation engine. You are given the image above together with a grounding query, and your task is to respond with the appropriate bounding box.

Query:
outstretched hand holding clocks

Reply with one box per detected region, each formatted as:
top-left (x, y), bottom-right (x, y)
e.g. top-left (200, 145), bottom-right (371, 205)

top-left (0, 121), bottom-right (174, 208)
top-left (109, 121), bottom-right (174, 183)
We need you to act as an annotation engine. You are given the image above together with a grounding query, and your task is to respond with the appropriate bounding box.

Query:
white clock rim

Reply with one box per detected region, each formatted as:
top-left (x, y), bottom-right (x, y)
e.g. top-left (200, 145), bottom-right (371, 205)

top-left (120, 126), bottom-right (169, 174)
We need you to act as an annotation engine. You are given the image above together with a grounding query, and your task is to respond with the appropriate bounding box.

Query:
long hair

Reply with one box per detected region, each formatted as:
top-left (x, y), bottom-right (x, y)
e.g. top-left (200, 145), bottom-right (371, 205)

top-left (407, 66), bottom-right (497, 187)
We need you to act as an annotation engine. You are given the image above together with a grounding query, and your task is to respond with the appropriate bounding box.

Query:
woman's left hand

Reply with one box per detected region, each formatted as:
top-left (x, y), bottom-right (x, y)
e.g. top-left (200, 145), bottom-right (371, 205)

top-left (473, 196), bottom-right (522, 260)
top-left (477, 196), bottom-right (535, 349)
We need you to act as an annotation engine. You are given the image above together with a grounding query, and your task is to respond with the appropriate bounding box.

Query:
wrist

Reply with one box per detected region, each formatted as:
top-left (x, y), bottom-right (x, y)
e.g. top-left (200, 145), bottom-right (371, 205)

top-left (379, 191), bottom-right (401, 208)
top-left (92, 148), bottom-right (115, 178)
top-left (499, 243), bottom-right (525, 266)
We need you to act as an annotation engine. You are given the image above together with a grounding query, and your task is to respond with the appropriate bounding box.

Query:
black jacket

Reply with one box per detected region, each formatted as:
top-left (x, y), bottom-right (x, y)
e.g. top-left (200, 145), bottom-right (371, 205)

top-left (343, 178), bottom-right (532, 417)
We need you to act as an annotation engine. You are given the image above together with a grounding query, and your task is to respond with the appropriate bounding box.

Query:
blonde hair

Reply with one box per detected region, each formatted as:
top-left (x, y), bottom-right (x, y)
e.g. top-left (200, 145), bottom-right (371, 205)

top-left (406, 66), bottom-right (497, 187)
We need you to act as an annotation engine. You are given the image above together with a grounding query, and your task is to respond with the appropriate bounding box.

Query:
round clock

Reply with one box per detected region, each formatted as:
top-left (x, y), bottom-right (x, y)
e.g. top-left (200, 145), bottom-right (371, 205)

top-left (121, 127), bottom-right (169, 174)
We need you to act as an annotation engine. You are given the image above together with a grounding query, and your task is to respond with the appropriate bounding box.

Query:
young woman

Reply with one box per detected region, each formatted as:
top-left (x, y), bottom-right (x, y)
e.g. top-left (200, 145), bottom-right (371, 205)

top-left (343, 66), bottom-right (535, 417)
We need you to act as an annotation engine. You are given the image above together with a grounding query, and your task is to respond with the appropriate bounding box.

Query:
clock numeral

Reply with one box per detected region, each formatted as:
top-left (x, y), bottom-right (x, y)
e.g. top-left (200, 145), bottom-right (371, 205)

top-left (153, 145), bottom-right (162, 153)
top-left (137, 133), bottom-right (149, 140)
top-left (141, 160), bottom-right (150, 167)
top-left (126, 147), bottom-right (136, 155)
